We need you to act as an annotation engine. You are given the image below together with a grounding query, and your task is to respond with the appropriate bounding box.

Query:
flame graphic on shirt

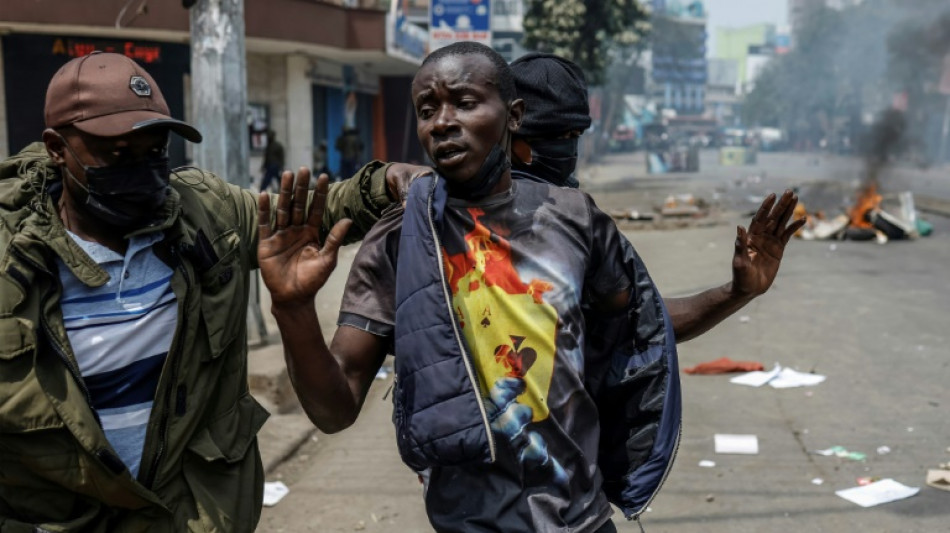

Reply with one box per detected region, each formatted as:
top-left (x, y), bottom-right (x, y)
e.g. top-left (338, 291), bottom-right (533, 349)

top-left (443, 208), bottom-right (557, 422)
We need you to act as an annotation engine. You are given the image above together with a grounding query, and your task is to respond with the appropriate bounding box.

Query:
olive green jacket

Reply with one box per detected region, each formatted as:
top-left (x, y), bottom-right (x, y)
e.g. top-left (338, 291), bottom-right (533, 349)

top-left (0, 143), bottom-right (393, 532)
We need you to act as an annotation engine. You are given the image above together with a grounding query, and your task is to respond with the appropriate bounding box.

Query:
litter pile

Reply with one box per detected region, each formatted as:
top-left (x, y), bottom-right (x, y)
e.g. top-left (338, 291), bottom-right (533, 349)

top-left (609, 193), bottom-right (714, 226)
top-left (684, 348), bottom-right (945, 510)
top-left (796, 186), bottom-right (933, 243)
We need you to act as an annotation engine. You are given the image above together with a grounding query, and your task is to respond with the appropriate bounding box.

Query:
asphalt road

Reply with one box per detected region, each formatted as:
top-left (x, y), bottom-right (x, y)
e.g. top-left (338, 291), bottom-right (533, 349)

top-left (257, 151), bottom-right (950, 532)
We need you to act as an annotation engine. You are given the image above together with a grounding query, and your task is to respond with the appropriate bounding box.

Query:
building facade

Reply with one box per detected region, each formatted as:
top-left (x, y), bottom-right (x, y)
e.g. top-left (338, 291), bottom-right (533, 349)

top-left (0, 0), bottom-right (424, 184)
top-left (649, 0), bottom-right (709, 116)
top-left (713, 23), bottom-right (775, 92)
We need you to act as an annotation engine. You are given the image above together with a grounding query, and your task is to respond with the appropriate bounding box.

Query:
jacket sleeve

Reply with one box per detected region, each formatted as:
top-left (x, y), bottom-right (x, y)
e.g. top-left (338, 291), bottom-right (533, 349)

top-left (234, 160), bottom-right (396, 269)
top-left (321, 160), bottom-right (394, 245)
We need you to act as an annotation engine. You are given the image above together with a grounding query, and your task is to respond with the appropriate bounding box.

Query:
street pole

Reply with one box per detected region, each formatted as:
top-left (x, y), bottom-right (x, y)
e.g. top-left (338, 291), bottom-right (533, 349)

top-left (189, 0), bottom-right (268, 343)
top-left (939, 95), bottom-right (950, 166)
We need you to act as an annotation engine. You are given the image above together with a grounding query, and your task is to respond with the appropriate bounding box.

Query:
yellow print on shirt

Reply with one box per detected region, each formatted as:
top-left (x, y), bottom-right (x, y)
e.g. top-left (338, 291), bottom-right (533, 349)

top-left (443, 208), bottom-right (558, 422)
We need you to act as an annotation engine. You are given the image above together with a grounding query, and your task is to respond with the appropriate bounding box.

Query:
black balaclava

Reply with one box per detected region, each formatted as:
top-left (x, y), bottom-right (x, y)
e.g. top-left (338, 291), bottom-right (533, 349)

top-left (510, 53), bottom-right (591, 188)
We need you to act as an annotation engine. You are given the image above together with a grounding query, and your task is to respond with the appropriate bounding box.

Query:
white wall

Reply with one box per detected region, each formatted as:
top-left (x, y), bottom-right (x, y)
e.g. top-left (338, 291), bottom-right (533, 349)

top-left (285, 54), bottom-right (314, 176)
top-left (246, 52), bottom-right (288, 184)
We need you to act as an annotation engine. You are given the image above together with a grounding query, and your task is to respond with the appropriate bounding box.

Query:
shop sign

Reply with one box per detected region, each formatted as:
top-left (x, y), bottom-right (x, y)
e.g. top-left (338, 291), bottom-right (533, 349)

top-left (429, 0), bottom-right (491, 52)
top-left (51, 38), bottom-right (162, 64)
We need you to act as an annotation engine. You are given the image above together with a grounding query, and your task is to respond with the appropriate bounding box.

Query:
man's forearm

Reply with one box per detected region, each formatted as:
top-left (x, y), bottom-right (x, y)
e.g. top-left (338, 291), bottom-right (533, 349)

top-left (271, 303), bottom-right (359, 433)
top-left (322, 161), bottom-right (393, 244)
top-left (665, 282), bottom-right (756, 343)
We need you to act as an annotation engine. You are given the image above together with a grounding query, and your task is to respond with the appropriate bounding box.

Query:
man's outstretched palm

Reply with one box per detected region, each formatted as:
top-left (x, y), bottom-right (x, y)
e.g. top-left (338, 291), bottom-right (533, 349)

top-left (733, 190), bottom-right (806, 297)
top-left (258, 168), bottom-right (352, 307)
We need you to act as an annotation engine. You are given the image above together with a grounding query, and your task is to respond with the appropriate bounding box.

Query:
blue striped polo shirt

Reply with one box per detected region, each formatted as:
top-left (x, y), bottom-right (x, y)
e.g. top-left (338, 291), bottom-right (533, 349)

top-left (57, 230), bottom-right (178, 478)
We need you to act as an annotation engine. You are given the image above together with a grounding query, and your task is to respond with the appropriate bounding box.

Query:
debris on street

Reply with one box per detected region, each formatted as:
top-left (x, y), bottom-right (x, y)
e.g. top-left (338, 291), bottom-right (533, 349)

top-left (263, 481), bottom-right (290, 507)
top-left (926, 469), bottom-right (950, 491)
top-left (796, 188), bottom-right (933, 243)
top-left (661, 194), bottom-right (705, 217)
top-left (835, 479), bottom-right (919, 507)
top-left (375, 364), bottom-right (393, 380)
top-left (714, 434), bottom-right (759, 455)
top-left (684, 356), bottom-right (765, 375)
top-left (813, 446), bottom-right (867, 461)
top-left (608, 193), bottom-right (714, 226)
top-left (729, 364), bottom-right (826, 388)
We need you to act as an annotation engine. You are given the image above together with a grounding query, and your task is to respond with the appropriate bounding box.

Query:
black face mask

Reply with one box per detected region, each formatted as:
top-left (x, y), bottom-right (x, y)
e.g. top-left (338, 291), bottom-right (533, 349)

top-left (446, 143), bottom-right (510, 199)
top-left (445, 114), bottom-right (512, 200)
top-left (61, 141), bottom-right (171, 228)
top-left (522, 137), bottom-right (579, 188)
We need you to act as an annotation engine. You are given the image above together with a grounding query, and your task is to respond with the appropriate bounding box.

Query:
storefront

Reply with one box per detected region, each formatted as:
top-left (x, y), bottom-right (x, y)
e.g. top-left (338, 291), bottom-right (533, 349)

top-left (307, 60), bottom-right (379, 178)
top-left (1, 33), bottom-right (191, 166)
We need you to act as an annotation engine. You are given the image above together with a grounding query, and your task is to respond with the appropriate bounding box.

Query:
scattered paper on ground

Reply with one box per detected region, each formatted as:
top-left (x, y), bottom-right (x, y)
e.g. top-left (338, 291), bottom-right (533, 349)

top-left (263, 481), bottom-right (290, 507)
top-left (698, 460), bottom-right (716, 468)
top-left (768, 367), bottom-right (826, 388)
top-left (714, 434), bottom-right (759, 455)
top-left (926, 469), bottom-right (950, 491)
top-left (835, 479), bottom-right (919, 507)
top-left (729, 365), bottom-right (782, 387)
top-left (814, 446), bottom-right (867, 461)
top-left (730, 364), bottom-right (825, 388)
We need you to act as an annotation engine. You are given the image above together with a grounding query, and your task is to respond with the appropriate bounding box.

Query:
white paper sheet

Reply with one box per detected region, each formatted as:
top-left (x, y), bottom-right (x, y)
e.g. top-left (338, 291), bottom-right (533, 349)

top-left (729, 364), bottom-right (782, 387)
top-left (729, 364), bottom-right (826, 388)
top-left (768, 367), bottom-right (826, 388)
top-left (714, 434), bottom-right (759, 455)
top-left (263, 481), bottom-right (290, 507)
top-left (835, 479), bottom-right (919, 507)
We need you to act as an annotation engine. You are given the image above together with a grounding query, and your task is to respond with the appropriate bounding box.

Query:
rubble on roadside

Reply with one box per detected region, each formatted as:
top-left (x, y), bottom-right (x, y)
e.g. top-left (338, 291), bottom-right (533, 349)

top-left (609, 193), bottom-right (722, 230)
top-left (796, 186), bottom-right (933, 243)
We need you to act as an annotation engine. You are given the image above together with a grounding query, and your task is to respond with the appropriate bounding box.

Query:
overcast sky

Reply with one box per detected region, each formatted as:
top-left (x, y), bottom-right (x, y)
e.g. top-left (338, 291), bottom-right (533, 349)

top-left (702, 0), bottom-right (788, 55)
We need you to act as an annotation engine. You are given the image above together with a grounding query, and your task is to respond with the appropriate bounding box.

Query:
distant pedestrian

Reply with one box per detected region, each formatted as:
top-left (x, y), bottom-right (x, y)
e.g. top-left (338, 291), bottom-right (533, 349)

top-left (312, 139), bottom-right (332, 185)
top-left (259, 128), bottom-right (285, 192)
top-left (335, 127), bottom-right (364, 180)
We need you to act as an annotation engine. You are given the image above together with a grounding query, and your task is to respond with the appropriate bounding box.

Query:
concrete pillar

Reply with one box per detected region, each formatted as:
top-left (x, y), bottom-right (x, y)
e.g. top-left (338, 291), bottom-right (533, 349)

top-left (189, 0), bottom-right (250, 187)
top-left (286, 54), bottom-right (314, 174)
top-left (0, 38), bottom-right (7, 159)
top-left (188, 0), bottom-right (267, 341)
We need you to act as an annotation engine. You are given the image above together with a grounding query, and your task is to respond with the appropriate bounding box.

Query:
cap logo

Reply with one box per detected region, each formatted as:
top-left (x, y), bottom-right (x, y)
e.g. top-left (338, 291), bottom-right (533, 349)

top-left (130, 75), bottom-right (152, 97)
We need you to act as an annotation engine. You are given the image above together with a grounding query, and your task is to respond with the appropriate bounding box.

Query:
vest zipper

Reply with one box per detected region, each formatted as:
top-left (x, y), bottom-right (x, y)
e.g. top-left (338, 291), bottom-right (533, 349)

top-left (142, 242), bottom-right (191, 489)
top-left (425, 180), bottom-right (496, 463)
top-left (629, 405), bottom-right (682, 520)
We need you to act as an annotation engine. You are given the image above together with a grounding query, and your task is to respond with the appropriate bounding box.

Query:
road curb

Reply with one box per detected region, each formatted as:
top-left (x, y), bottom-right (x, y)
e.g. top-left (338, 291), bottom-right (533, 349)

top-left (258, 411), bottom-right (318, 474)
top-left (915, 195), bottom-right (950, 218)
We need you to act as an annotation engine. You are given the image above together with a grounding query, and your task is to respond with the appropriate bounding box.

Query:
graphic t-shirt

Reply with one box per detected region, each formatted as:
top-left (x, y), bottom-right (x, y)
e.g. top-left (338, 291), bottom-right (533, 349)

top-left (339, 180), bottom-right (639, 532)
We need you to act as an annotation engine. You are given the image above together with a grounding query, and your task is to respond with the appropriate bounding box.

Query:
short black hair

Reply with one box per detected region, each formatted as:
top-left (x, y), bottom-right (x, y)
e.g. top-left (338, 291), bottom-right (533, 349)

top-left (421, 41), bottom-right (516, 103)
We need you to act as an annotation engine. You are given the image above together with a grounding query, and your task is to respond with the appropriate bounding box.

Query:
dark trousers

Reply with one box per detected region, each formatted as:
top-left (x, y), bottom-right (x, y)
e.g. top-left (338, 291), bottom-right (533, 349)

top-left (259, 163), bottom-right (281, 192)
top-left (338, 158), bottom-right (359, 181)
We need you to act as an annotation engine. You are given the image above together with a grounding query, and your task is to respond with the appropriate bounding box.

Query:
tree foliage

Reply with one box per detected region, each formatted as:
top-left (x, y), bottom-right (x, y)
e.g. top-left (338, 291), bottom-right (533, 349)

top-left (522, 0), bottom-right (650, 85)
top-left (743, 0), bottom-right (950, 152)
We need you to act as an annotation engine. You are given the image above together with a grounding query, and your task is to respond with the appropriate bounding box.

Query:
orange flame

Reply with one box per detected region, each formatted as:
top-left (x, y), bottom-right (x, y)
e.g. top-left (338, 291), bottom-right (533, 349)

top-left (443, 208), bottom-right (552, 304)
top-left (849, 183), bottom-right (881, 229)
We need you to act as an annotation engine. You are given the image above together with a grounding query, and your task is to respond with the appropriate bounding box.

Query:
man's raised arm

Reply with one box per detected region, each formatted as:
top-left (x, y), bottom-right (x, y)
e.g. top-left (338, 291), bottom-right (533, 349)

top-left (257, 168), bottom-right (387, 432)
top-left (666, 190), bottom-right (805, 342)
